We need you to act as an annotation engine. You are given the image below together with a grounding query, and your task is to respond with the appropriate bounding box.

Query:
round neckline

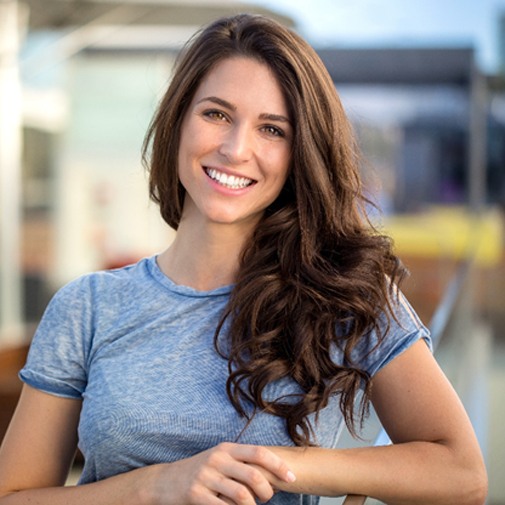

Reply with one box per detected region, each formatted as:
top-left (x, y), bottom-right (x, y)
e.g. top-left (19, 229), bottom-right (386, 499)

top-left (147, 255), bottom-right (234, 298)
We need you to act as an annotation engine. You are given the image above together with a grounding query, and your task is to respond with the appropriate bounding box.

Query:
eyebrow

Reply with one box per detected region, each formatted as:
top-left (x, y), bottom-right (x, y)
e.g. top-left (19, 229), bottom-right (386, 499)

top-left (196, 96), bottom-right (292, 124)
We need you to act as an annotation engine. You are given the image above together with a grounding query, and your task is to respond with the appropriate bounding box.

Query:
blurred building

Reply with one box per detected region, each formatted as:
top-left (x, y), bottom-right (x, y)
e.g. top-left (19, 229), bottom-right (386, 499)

top-left (318, 46), bottom-right (505, 213)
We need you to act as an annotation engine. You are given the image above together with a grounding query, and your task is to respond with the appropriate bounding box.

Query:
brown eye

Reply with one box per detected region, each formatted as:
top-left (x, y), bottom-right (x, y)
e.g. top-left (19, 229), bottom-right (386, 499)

top-left (262, 125), bottom-right (285, 137)
top-left (203, 110), bottom-right (228, 121)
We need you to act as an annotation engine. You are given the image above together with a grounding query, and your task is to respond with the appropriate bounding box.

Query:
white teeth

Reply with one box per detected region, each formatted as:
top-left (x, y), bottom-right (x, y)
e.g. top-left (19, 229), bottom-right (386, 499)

top-left (205, 168), bottom-right (254, 189)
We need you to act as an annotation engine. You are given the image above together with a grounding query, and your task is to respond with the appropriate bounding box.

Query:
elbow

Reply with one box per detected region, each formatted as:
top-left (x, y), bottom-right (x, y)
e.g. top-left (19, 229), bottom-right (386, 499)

top-left (443, 435), bottom-right (488, 505)
top-left (456, 461), bottom-right (488, 505)
top-left (468, 467), bottom-right (488, 505)
top-left (430, 451), bottom-right (488, 505)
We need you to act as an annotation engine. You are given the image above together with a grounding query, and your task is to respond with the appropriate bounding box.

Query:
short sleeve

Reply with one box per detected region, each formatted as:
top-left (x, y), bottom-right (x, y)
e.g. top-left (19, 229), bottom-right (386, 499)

top-left (349, 291), bottom-right (432, 377)
top-left (19, 276), bottom-right (94, 399)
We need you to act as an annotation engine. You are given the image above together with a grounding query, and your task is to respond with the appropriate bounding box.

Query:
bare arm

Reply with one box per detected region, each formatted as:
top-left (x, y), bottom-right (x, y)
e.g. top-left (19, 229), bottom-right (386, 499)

top-left (0, 385), bottom-right (295, 505)
top-left (265, 340), bottom-right (488, 504)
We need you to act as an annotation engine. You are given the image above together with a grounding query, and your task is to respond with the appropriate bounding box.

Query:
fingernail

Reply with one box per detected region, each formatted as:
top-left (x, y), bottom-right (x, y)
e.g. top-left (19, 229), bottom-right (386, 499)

top-left (286, 470), bottom-right (297, 482)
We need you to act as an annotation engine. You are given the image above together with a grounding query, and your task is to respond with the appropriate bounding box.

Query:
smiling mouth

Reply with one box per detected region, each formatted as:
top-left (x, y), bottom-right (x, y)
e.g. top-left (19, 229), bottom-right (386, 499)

top-left (204, 167), bottom-right (255, 189)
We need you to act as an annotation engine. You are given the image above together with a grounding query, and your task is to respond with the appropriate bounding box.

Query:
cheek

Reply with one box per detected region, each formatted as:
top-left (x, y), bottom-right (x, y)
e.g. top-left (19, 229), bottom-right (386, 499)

top-left (176, 144), bottom-right (192, 192)
top-left (181, 123), bottom-right (219, 161)
top-left (262, 143), bottom-right (291, 174)
top-left (177, 129), bottom-right (196, 173)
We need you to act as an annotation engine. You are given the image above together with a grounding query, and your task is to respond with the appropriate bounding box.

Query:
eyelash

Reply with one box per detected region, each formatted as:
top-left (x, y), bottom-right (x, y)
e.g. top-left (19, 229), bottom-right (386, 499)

top-left (202, 109), bottom-right (228, 122)
top-left (262, 125), bottom-right (285, 138)
top-left (202, 109), bottom-right (286, 138)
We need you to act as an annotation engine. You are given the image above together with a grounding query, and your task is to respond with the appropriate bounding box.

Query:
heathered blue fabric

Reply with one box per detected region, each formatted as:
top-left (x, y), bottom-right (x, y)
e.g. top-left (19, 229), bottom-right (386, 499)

top-left (20, 256), bottom-right (431, 504)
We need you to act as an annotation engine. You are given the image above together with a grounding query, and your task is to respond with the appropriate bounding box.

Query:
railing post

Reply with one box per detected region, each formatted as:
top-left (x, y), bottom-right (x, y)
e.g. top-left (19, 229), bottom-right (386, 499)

top-left (468, 61), bottom-right (487, 213)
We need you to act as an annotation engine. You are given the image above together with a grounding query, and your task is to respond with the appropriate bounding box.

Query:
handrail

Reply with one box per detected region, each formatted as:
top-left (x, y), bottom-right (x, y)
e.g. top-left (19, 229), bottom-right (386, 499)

top-left (427, 259), bottom-right (472, 349)
top-left (341, 259), bottom-right (474, 505)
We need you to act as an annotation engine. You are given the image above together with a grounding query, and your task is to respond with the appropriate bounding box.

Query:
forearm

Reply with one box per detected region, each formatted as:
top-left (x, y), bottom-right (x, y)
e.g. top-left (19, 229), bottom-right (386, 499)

top-left (0, 442), bottom-right (296, 505)
top-left (268, 442), bottom-right (487, 505)
top-left (0, 464), bottom-right (158, 505)
top-left (266, 342), bottom-right (488, 505)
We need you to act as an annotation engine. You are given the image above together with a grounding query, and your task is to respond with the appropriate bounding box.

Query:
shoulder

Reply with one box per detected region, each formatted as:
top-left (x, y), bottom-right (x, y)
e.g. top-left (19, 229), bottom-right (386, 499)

top-left (19, 257), bottom-right (162, 398)
top-left (37, 257), bottom-right (161, 336)
top-left (53, 256), bottom-right (156, 306)
top-left (350, 288), bottom-right (432, 377)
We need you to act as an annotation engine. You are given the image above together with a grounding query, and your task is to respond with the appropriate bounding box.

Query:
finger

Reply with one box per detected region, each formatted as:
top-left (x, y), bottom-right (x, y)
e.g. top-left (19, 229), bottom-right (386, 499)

top-left (212, 477), bottom-right (257, 505)
top-left (219, 493), bottom-right (242, 505)
top-left (225, 443), bottom-right (296, 484)
top-left (216, 495), bottom-right (234, 505)
top-left (218, 461), bottom-right (275, 503)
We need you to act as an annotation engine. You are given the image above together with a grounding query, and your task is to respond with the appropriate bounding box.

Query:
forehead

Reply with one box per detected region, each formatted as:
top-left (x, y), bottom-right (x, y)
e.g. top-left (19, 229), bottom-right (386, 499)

top-left (192, 57), bottom-right (289, 115)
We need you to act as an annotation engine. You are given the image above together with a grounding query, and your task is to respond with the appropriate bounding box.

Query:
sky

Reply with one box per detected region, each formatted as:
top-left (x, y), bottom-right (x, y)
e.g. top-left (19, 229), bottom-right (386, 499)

top-left (251, 0), bottom-right (505, 74)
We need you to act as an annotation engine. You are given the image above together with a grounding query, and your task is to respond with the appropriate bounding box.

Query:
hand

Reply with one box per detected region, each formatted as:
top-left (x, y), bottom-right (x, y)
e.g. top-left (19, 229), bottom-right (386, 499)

top-left (149, 442), bottom-right (296, 505)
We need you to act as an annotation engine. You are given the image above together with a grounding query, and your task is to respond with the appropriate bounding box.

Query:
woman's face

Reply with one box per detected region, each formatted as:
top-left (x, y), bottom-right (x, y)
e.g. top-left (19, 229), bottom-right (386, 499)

top-left (177, 56), bottom-right (293, 232)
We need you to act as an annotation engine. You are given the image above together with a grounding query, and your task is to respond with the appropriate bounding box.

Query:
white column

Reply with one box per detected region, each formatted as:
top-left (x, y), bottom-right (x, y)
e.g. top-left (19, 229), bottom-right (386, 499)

top-left (0, 0), bottom-right (23, 345)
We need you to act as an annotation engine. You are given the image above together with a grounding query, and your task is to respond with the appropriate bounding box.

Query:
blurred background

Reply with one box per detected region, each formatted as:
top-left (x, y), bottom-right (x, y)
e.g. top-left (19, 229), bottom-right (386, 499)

top-left (0, 0), bottom-right (503, 503)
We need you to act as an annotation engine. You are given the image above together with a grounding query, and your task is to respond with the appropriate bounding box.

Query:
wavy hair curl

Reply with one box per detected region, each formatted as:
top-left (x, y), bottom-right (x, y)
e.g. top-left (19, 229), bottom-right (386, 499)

top-left (142, 14), bottom-right (406, 445)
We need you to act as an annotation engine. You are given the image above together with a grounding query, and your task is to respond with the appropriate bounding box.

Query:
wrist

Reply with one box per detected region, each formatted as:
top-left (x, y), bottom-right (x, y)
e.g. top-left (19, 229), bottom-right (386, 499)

top-left (131, 464), bottom-right (166, 505)
top-left (263, 446), bottom-right (305, 493)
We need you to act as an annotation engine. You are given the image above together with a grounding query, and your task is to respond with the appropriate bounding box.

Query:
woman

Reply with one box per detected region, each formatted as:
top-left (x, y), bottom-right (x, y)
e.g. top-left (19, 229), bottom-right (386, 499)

top-left (0, 13), bottom-right (487, 505)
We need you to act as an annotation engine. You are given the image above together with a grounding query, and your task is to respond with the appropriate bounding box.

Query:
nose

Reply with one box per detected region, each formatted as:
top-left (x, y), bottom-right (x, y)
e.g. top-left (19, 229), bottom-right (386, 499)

top-left (218, 123), bottom-right (253, 164)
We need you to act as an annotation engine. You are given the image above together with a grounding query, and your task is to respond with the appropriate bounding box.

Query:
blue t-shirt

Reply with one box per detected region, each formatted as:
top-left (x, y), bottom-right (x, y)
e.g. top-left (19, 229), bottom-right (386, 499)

top-left (19, 256), bottom-right (431, 504)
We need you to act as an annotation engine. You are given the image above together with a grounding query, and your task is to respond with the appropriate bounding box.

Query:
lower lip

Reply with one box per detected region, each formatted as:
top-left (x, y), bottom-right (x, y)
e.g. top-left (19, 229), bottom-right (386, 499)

top-left (204, 169), bottom-right (256, 195)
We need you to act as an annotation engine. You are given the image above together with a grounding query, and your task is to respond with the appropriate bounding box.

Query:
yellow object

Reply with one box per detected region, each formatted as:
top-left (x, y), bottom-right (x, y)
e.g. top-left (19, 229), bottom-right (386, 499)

top-left (382, 206), bottom-right (503, 267)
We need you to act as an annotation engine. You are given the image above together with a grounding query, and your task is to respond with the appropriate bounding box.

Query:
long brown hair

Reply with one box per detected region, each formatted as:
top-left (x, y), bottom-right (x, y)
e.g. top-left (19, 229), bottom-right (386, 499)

top-left (143, 14), bottom-right (406, 445)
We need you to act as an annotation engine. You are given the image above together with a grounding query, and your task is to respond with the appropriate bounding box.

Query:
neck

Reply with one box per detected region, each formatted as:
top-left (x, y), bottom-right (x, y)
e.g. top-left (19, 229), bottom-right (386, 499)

top-left (157, 219), bottom-right (253, 291)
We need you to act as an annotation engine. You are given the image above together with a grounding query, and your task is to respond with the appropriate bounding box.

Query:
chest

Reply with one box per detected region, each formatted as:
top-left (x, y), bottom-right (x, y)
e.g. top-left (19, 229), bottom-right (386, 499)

top-left (76, 307), bottom-right (344, 480)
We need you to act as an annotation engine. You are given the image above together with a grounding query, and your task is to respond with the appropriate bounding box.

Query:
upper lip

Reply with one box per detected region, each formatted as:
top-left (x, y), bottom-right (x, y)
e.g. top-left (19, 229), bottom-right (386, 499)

top-left (203, 165), bottom-right (257, 182)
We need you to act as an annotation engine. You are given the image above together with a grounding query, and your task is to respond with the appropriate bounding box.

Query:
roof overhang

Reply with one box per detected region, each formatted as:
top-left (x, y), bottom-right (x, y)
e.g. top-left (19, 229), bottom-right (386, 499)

top-left (21, 0), bottom-right (294, 30)
top-left (318, 47), bottom-right (476, 86)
